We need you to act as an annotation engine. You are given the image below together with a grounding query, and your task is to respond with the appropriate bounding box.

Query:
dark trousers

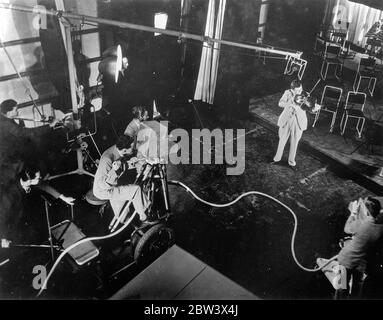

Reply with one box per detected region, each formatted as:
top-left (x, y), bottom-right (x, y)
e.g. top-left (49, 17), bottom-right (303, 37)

top-left (335, 268), bottom-right (365, 299)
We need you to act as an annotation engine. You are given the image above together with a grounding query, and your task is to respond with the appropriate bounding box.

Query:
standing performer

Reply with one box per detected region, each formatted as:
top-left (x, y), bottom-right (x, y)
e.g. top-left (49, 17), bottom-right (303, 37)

top-left (271, 79), bottom-right (306, 171)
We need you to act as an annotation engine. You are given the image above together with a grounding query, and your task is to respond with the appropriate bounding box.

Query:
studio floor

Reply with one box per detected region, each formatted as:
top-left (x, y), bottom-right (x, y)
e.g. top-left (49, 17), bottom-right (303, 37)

top-left (2, 105), bottom-right (382, 299)
top-left (1, 51), bottom-right (383, 300)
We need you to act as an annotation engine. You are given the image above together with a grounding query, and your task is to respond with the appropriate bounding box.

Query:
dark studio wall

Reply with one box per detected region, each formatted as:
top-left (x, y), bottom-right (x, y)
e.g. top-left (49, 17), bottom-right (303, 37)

top-left (214, 0), bottom-right (262, 118)
top-left (265, 0), bottom-right (326, 56)
top-left (37, 0), bottom-right (72, 112)
top-left (215, 0), bottom-right (327, 118)
top-left (96, 0), bottom-right (327, 123)
top-left (97, 0), bottom-right (182, 126)
top-left (262, 0), bottom-right (327, 89)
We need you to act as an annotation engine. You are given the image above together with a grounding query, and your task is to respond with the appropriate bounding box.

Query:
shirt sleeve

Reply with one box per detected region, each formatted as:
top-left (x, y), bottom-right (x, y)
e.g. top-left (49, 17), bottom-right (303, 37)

top-left (19, 124), bottom-right (51, 140)
top-left (36, 183), bottom-right (62, 199)
top-left (95, 155), bottom-right (119, 191)
top-left (124, 120), bottom-right (138, 137)
top-left (278, 90), bottom-right (293, 109)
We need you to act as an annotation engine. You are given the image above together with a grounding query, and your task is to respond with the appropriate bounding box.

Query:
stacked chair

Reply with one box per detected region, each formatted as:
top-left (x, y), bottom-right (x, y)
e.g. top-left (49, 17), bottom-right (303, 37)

top-left (312, 85), bottom-right (343, 133)
top-left (340, 91), bottom-right (367, 138)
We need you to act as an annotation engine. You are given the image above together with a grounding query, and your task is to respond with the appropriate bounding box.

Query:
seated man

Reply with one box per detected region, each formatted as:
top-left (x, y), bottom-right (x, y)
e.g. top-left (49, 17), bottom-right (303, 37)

top-left (336, 196), bottom-right (383, 297)
top-left (124, 105), bottom-right (149, 138)
top-left (93, 135), bottom-right (150, 223)
top-left (0, 164), bottom-right (75, 244)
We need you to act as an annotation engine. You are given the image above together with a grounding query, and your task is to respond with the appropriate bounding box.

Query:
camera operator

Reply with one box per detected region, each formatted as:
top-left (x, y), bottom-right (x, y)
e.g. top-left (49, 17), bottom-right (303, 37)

top-left (93, 135), bottom-right (150, 223)
top-left (336, 196), bottom-right (383, 298)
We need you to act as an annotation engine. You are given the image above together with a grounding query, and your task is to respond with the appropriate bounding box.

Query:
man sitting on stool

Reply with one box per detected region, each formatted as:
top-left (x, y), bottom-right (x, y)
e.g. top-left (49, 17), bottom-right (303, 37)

top-left (0, 164), bottom-right (75, 246)
top-left (337, 196), bottom-right (383, 298)
top-left (93, 135), bottom-right (150, 223)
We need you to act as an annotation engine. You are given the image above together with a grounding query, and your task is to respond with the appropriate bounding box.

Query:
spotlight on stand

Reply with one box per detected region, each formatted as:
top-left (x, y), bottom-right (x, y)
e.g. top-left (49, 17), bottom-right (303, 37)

top-left (98, 44), bottom-right (123, 83)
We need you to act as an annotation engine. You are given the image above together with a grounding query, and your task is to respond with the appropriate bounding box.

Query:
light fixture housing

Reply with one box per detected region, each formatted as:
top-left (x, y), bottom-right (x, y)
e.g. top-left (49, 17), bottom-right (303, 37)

top-left (98, 44), bottom-right (123, 83)
top-left (154, 12), bottom-right (168, 36)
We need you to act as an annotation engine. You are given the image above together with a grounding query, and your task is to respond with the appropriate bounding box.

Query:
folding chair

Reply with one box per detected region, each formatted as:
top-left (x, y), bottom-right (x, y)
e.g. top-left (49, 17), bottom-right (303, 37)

top-left (330, 29), bottom-right (347, 49)
top-left (320, 43), bottom-right (342, 80)
top-left (312, 85), bottom-right (342, 132)
top-left (340, 91), bottom-right (367, 138)
top-left (353, 57), bottom-right (377, 96)
top-left (365, 38), bottom-right (383, 57)
top-left (314, 35), bottom-right (326, 57)
top-left (348, 42), bottom-right (367, 55)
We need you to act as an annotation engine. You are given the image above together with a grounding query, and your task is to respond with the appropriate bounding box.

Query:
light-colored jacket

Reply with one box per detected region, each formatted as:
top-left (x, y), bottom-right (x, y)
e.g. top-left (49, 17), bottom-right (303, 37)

top-left (93, 145), bottom-right (120, 200)
top-left (124, 119), bottom-right (141, 137)
top-left (277, 89), bottom-right (308, 131)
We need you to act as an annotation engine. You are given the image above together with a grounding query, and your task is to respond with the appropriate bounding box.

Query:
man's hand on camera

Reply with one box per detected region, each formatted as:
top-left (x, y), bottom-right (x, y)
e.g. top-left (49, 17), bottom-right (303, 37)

top-left (348, 200), bottom-right (358, 215)
top-left (112, 160), bottom-right (122, 171)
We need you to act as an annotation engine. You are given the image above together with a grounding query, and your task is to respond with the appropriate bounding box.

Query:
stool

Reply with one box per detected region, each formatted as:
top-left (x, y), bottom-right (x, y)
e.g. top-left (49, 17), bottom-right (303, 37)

top-left (85, 189), bottom-right (108, 217)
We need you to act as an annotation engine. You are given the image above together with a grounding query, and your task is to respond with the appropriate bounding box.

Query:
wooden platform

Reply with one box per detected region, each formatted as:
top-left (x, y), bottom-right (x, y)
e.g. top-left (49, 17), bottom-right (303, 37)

top-left (249, 92), bottom-right (383, 195)
top-left (109, 245), bottom-right (259, 300)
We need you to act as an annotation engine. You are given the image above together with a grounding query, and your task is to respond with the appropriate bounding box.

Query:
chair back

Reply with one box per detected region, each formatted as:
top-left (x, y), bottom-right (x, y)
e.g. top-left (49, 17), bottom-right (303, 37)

top-left (331, 30), bottom-right (347, 47)
top-left (349, 43), bottom-right (366, 54)
top-left (359, 57), bottom-right (375, 72)
top-left (345, 91), bottom-right (366, 112)
top-left (324, 43), bottom-right (341, 58)
top-left (314, 36), bottom-right (326, 55)
top-left (321, 85), bottom-right (342, 111)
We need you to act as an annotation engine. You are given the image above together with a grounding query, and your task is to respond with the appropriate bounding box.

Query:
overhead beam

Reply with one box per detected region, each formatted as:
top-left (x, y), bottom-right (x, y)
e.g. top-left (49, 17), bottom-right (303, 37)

top-left (0, 2), bottom-right (302, 59)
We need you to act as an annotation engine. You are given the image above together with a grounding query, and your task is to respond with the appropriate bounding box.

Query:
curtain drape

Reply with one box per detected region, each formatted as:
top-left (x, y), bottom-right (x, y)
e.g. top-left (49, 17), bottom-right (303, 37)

top-left (322, 0), bottom-right (383, 46)
top-left (193, 0), bottom-right (226, 104)
top-left (347, 1), bottom-right (383, 45)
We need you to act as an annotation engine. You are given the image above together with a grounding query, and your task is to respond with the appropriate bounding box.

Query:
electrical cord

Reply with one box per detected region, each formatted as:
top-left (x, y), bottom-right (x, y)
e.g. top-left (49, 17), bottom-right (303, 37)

top-left (37, 178), bottom-right (338, 298)
top-left (168, 180), bottom-right (338, 273)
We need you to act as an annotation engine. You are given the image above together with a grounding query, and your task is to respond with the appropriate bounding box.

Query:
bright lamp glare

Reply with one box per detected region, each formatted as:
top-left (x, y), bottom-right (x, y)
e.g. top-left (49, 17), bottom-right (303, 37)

top-left (115, 44), bottom-right (122, 83)
top-left (154, 12), bottom-right (168, 36)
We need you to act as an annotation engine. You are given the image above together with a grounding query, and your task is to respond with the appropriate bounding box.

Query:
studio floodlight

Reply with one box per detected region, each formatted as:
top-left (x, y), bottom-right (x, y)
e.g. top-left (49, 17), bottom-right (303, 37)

top-left (98, 44), bottom-right (123, 83)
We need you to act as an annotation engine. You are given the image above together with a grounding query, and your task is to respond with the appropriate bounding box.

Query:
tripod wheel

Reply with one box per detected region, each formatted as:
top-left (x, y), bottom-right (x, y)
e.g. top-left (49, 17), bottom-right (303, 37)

top-left (133, 223), bottom-right (174, 267)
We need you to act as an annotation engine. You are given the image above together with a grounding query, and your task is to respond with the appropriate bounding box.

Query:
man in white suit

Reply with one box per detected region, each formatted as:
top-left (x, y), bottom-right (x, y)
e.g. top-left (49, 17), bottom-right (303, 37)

top-left (271, 79), bottom-right (306, 170)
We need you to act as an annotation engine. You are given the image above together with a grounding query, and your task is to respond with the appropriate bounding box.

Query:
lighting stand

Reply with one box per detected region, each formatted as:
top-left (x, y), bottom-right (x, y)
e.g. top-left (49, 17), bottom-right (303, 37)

top-left (48, 18), bottom-right (95, 181)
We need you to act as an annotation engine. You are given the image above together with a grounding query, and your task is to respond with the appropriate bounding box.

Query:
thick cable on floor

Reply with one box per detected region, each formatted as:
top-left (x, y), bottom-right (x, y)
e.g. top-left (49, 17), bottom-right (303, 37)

top-left (168, 180), bottom-right (338, 272)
